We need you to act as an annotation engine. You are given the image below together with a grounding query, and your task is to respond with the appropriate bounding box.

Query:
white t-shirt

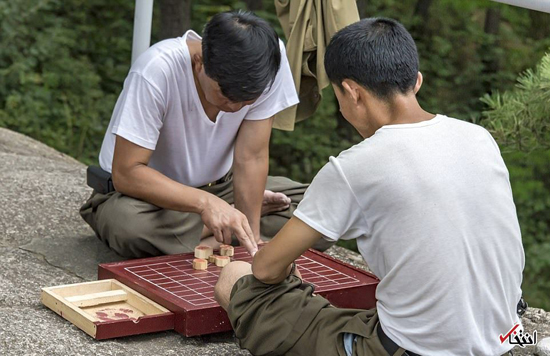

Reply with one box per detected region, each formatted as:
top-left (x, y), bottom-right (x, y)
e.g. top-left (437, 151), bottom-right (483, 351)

top-left (294, 115), bottom-right (524, 355)
top-left (99, 30), bottom-right (299, 187)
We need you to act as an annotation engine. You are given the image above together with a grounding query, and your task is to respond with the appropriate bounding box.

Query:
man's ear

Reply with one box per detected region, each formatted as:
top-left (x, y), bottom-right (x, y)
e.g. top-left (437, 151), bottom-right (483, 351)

top-left (341, 79), bottom-right (360, 104)
top-left (192, 53), bottom-right (203, 73)
top-left (414, 72), bottom-right (423, 94)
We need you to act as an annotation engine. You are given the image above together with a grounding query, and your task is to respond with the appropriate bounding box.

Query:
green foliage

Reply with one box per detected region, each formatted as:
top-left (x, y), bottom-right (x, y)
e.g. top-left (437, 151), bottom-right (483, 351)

top-left (481, 52), bottom-right (550, 310)
top-left (0, 0), bottom-right (134, 164)
top-left (481, 52), bottom-right (550, 150)
top-left (502, 150), bottom-right (550, 310)
top-left (269, 87), bottom-right (362, 181)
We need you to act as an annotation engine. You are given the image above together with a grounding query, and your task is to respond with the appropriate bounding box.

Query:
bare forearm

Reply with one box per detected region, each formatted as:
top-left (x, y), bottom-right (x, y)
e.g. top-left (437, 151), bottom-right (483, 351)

top-left (252, 217), bottom-right (323, 284)
top-left (112, 164), bottom-right (212, 214)
top-left (233, 156), bottom-right (268, 239)
top-left (253, 259), bottom-right (293, 284)
top-left (252, 230), bottom-right (295, 284)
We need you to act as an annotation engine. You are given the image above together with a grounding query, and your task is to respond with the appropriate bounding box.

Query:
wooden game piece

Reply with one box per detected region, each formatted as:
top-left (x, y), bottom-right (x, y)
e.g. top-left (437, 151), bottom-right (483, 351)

top-left (214, 256), bottom-right (230, 267)
top-left (208, 254), bottom-right (218, 263)
top-left (193, 258), bottom-right (208, 270)
top-left (219, 244), bottom-right (234, 257)
top-left (194, 246), bottom-right (213, 259)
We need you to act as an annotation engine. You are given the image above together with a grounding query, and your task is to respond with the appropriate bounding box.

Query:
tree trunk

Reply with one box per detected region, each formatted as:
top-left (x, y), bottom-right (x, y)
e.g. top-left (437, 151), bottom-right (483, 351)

top-left (482, 8), bottom-right (501, 93)
top-left (159, 0), bottom-right (192, 40)
top-left (411, 0), bottom-right (432, 36)
top-left (357, 0), bottom-right (369, 19)
top-left (529, 10), bottom-right (550, 40)
top-left (245, 0), bottom-right (263, 12)
top-left (484, 8), bottom-right (501, 36)
top-left (414, 0), bottom-right (432, 22)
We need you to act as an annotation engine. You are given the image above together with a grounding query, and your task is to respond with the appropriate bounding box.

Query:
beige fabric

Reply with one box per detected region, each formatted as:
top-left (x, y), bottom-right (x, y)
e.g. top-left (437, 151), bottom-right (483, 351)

top-left (273, 0), bottom-right (360, 131)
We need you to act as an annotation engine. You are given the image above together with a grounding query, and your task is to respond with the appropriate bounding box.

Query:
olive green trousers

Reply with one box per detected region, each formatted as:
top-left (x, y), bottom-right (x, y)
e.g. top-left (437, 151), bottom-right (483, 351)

top-left (80, 175), bottom-right (333, 258)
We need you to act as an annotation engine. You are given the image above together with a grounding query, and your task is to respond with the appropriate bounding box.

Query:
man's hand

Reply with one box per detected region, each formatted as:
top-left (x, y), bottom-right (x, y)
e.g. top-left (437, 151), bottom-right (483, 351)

top-left (200, 196), bottom-right (258, 256)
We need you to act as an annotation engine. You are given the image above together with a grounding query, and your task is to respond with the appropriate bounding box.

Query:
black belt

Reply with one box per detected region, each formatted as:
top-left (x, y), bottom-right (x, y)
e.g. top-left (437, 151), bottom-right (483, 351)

top-left (199, 171), bottom-right (232, 189)
top-left (377, 323), bottom-right (421, 356)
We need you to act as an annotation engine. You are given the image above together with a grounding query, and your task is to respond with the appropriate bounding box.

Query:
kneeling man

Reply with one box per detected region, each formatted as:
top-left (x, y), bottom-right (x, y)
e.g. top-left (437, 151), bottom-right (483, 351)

top-left (80, 11), bottom-right (328, 258)
top-left (215, 18), bottom-right (524, 356)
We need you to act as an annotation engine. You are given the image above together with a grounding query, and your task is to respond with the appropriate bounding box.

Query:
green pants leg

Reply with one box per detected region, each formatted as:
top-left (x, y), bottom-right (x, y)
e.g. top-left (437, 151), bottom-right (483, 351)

top-left (80, 175), bottom-right (331, 258)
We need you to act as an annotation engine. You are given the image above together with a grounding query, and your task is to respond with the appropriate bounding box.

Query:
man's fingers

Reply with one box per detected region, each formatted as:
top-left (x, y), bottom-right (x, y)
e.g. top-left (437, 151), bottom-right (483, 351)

top-left (242, 219), bottom-right (254, 241)
top-left (222, 228), bottom-right (232, 245)
top-left (212, 229), bottom-right (224, 243)
top-left (235, 225), bottom-right (257, 256)
top-left (241, 220), bottom-right (257, 250)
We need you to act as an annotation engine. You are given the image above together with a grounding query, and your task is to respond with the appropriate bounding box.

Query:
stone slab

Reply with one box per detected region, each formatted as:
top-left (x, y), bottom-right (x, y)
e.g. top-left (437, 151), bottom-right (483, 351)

top-left (0, 306), bottom-right (248, 356)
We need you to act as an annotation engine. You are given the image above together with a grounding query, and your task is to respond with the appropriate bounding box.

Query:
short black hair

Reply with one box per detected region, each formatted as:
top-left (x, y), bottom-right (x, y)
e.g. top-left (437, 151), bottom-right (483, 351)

top-left (202, 10), bottom-right (281, 102)
top-left (325, 18), bottom-right (419, 100)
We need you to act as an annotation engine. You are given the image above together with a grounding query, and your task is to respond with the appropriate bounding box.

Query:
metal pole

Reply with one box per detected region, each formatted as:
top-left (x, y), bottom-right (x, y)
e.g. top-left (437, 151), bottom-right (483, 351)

top-left (131, 0), bottom-right (154, 65)
top-left (491, 0), bottom-right (550, 13)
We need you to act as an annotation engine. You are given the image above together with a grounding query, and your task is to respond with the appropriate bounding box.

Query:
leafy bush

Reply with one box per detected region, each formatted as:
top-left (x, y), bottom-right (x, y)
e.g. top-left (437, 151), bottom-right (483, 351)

top-left (0, 0), bottom-right (134, 164)
top-left (482, 53), bottom-right (550, 150)
top-left (482, 52), bottom-right (550, 310)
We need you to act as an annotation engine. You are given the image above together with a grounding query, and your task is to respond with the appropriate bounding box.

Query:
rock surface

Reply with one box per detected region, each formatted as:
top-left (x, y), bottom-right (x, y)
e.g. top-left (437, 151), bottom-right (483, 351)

top-left (0, 127), bottom-right (549, 355)
top-left (536, 338), bottom-right (550, 356)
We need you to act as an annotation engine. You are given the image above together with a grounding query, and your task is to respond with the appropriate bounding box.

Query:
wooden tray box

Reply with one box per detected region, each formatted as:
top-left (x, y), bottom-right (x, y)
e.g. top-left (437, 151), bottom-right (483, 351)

top-left (41, 279), bottom-right (174, 340)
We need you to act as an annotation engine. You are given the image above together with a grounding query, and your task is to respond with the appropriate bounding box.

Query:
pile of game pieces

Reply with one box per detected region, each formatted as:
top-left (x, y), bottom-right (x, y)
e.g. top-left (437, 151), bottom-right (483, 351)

top-left (193, 244), bottom-right (235, 270)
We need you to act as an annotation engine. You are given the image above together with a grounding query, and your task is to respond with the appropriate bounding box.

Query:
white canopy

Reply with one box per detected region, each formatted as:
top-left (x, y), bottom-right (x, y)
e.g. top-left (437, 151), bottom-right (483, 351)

top-left (491, 0), bottom-right (550, 13)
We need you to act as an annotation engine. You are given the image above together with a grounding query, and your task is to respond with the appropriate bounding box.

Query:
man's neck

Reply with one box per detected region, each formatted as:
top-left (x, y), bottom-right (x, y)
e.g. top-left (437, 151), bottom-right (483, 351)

top-left (188, 39), bottom-right (220, 122)
top-left (370, 96), bottom-right (435, 132)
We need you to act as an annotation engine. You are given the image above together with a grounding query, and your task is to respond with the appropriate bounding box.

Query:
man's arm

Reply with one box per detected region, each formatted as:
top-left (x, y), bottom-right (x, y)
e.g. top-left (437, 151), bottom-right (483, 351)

top-left (252, 216), bottom-right (323, 284)
top-left (233, 117), bottom-right (273, 241)
top-left (112, 135), bottom-right (257, 254)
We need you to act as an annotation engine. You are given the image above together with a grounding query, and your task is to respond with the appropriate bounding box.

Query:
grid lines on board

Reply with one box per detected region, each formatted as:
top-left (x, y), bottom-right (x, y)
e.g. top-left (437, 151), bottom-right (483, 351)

top-left (124, 251), bottom-right (362, 308)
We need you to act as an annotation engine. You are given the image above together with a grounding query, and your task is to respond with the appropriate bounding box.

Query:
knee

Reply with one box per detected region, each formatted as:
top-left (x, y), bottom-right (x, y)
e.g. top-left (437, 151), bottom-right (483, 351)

top-left (97, 199), bottom-right (158, 258)
top-left (215, 261), bottom-right (252, 310)
top-left (108, 226), bottom-right (159, 258)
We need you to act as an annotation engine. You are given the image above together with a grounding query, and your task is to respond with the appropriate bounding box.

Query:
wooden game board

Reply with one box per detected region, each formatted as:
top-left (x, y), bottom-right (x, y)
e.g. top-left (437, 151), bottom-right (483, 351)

top-left (98, 247), bottom-right (379, 337)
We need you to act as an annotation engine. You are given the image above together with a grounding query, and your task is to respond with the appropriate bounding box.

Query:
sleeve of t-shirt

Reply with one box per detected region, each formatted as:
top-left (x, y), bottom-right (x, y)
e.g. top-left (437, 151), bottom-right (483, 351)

top-left (244, 40), bottom-right (299, 121)
top-left (111, 72), bottom-right (165, 150)
top-left (293, 157), bottom-right (367, 241)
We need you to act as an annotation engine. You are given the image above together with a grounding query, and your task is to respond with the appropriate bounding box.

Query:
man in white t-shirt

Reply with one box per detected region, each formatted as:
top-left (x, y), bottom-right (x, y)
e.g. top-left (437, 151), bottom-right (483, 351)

top-left (80, 11), bottom-right (331, 258)
top-left (214, 18), bottom-right (524, 355)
